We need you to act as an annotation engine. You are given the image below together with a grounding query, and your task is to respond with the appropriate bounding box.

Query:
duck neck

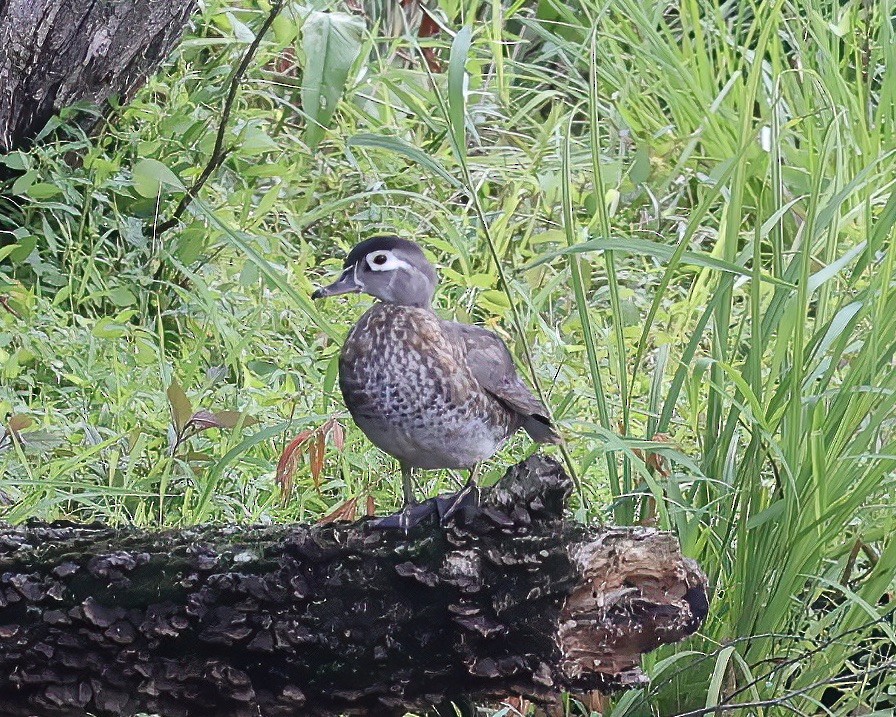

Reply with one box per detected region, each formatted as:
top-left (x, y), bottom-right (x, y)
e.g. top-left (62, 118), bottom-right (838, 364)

top-left (388, 273), bottom-right (436, 309)
top-left (388, 297), bottom-right (434, 311)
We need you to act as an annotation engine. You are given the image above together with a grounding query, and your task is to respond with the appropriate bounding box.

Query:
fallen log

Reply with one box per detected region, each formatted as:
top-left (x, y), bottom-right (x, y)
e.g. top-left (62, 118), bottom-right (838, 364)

top-left (0, 455), bottom-right (707, 716)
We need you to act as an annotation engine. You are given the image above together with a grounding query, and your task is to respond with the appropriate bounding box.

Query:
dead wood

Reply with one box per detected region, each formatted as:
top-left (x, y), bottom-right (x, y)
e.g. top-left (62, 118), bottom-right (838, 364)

top-left (0, 455), bottom-right (706, 716)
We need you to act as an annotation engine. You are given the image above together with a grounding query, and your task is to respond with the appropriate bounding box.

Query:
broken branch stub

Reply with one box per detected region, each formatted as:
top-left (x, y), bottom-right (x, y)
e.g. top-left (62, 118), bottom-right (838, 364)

top-left (0, 455), bottom-right (706, 716)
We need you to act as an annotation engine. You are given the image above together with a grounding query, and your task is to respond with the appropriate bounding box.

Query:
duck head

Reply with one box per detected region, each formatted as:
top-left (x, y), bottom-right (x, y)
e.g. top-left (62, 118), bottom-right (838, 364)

top-left (311, 235), bottom-right (438, 309)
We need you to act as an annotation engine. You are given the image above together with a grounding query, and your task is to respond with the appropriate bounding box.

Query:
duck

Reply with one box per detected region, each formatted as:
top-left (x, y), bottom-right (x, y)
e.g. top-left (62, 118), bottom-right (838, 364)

top-left (311, 235), bottom-right (561, 510)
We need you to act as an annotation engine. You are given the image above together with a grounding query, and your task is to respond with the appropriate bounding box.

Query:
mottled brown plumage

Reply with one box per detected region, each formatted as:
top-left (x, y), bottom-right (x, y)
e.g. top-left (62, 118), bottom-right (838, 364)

top-left (312, 236), bottom-right (560, 507)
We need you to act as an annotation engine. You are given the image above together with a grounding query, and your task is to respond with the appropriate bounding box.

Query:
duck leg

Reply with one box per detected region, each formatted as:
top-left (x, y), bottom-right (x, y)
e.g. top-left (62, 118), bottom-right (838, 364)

top-left (400, 461), bottom-right (417, 508)
top-left (446, 463), bottom-right (479, 489)
top-left (439, 465), bottom-right (480, 523)
top-left (397, 462), bottom-right (434, 532)
top-left (371, 464), bottom-right (478, 532)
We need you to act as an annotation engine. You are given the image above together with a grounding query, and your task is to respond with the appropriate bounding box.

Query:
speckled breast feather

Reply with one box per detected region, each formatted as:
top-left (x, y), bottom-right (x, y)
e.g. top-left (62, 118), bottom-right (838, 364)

top-left (338, 303), bottom-right (518, 469)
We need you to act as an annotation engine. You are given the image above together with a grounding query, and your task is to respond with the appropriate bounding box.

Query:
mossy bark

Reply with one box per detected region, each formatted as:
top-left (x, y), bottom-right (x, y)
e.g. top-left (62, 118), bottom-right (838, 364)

top-left (0, 456), bottom-right (706, 716)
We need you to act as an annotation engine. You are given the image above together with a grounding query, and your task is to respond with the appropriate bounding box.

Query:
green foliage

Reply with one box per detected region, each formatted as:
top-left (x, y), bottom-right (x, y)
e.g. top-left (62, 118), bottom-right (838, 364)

top-left (1, 0), bottom-right (895, 714)
top-left (301, 9), bottom-right (365, 148)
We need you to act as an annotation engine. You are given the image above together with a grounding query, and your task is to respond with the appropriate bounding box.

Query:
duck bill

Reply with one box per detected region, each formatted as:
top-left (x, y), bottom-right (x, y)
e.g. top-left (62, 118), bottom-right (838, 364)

top-left (311, 267), bottom-right (360, 299)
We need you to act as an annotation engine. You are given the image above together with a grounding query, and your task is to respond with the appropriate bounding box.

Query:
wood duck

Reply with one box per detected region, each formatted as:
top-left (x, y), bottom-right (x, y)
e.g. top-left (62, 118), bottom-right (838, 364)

top-left (312, 236), bottom-right (561, 510)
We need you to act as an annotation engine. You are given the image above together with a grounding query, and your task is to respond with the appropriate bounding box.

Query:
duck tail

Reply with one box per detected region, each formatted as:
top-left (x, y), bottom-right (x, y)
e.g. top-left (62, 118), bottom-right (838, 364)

top-left (523, 414), bottom-right (563, 444)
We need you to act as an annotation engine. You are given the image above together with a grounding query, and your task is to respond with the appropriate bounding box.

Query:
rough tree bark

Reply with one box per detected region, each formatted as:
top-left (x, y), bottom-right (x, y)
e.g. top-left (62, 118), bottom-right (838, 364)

top-left (0, 0), bottom-right (197, 153)
top-left (0, 456), bottom-right (707, 716)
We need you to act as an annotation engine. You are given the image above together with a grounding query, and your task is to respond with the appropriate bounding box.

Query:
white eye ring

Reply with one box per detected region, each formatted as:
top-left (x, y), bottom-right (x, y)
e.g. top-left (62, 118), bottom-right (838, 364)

top-left (366, 251), bottom-right (401, 271)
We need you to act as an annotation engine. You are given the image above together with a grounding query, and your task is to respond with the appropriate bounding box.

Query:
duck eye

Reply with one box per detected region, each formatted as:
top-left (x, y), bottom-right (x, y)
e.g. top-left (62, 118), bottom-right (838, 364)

top-left (372, 253), bottom-right (388, 265)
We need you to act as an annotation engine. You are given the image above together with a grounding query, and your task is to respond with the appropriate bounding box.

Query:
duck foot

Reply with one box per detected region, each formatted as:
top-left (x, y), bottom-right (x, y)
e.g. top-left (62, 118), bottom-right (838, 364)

top-left (367, 481), bottom-right (480, 531)
top-left (367, 500), bottom-right (437, 531)
top-left (438, 478), bottom-right (478, 523)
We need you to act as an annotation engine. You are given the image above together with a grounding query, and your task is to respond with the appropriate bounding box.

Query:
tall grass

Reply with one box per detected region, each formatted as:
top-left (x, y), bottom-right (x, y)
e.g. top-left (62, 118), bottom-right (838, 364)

top-left (1, 0), bottom-right (894, 714)
top-left (536, 1), bottom-right (896, 713)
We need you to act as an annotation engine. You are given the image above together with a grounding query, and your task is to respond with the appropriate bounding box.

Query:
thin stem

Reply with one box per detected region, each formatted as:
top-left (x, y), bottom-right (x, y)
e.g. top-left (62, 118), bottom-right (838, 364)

top-left (154, 0), bottom-right (286, 237)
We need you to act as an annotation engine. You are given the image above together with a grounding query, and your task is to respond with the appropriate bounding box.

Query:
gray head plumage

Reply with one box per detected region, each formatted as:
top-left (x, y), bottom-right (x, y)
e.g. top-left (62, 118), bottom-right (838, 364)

top-left (311, 235), bottom-right (438, 308)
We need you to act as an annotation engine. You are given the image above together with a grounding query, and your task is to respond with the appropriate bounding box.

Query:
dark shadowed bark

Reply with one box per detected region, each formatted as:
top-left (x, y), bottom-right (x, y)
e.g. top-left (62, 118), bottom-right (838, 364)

top-left (0, 456), bottom-right (707, 716)
top-left (0, 0), bottom-right (196, 153)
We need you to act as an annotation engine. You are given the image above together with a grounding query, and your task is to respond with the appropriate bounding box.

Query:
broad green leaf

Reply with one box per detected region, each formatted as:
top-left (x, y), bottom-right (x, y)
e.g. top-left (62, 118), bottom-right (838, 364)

top-left (706, 646), bottom-right (736, 709)
top-left (25, 182), bottom-right (62, 200)
top-left (90, 318), bottom-right (128, 339)
top-left (629, 146), bottom-right (651, 184)
top-left (175, 225), bottom-right (208, 265)
top-left (0, 151), bottom-right (26, 170)
top-left (225, 11), bottom-right (255, 42)
top-left (1, 236), bottom-right (36, 263)
top-left (106, 287), bottom-right (137, 307)
top-left (271, 13), bottom-right (298, 44)
top-left (11, 170), bottom-right (36, 195)
top-left (237, 125), bottom-right (280, 156)
top-left (478, 289), bottom-right (511, 311)
top-left (447, 26), bottom-right (472, 161)
top-left (52, 286), bottom-right (71, 306)
top-left (239, 261), bottom-right (260, 286)
top-left (301, 11), bottom-right (364, 149)
top-left (9, 234), bottom-right (37, 263)
top-left (132, 159), bottom-right (185, 198)
top-left (166, 381), bottom-right (193, 434)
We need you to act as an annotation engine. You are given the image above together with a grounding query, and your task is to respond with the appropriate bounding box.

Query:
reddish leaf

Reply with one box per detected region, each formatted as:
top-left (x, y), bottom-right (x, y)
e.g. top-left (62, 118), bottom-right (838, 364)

top-left (645, 433), bottom-right (672, 477)
top-left (275, 46), bottom-right (297, 75)
top-left (185, 409), bottom-right (258, 433)
top-left (166, 381), bottom-right (193, 433)
top-left (186, 409), bottom-right (222, 432)
top-left (213, 410), bottom-right (258, 429)
top-left (276, 429), bottom-right (314, 500)
top-left (309, 432), bottom-right (326, 488)
top-left (317, 497), bottom-right (358, 525)
top-left (329, 420), bottom-right (345, 451)
top-left (365, 495), bottom-right (376, 517)
top-left (397, 0), bottom-right (441, 71)
top-left (418, 11), bottom-right (440, 38)
top-left (419, 13), bottom-right (442, 71)
top-left (6, 414), bottom-right (32, 433)
top-left (422, 47), bottom-right (442, 73)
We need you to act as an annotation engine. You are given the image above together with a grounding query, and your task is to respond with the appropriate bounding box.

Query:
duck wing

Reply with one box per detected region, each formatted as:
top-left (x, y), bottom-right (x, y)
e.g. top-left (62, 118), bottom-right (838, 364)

top-left (445, 322), bottom-right (561, 444)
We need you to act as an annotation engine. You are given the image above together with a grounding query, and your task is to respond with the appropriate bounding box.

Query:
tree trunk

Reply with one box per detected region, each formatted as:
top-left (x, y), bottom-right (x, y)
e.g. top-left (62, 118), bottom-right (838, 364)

top-left (0, 0), bottom-right (196, 153)
top-left (0, 456), bottom-right (707, 716)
